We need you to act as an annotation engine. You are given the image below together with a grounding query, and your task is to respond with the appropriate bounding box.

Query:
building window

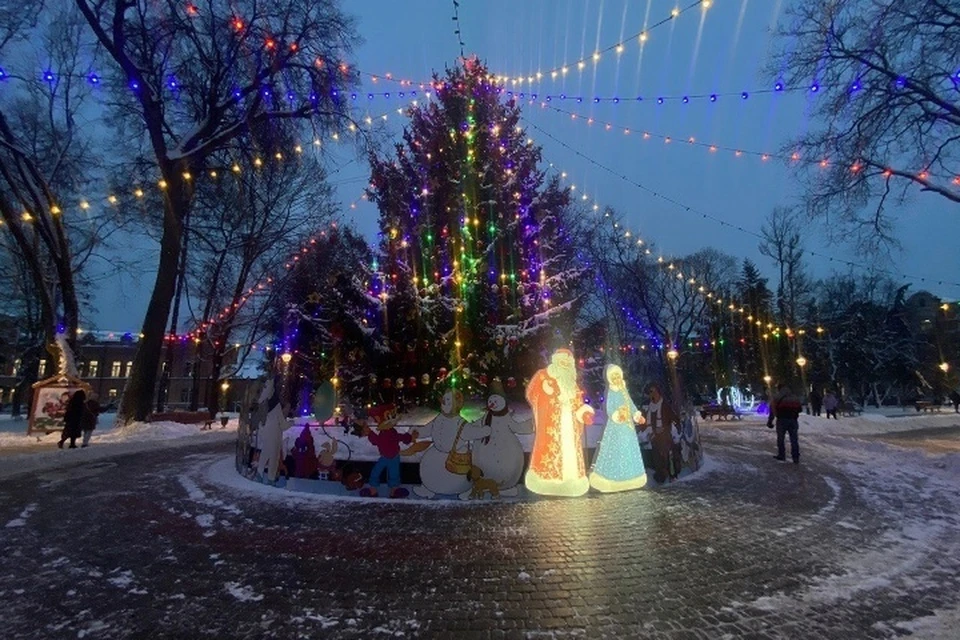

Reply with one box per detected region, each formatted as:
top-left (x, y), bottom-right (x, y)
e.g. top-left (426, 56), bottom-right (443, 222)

top-left (38, 360), bottom-right (47, 377)
top-left (125, 361), bottom-right (133, 377)
top-left (12, 358), bottom-right (20, 376)
top-left (88, 361), bottom-right (99, 378)
top-left (108, 389), bottom-right (118, 400)
top-left (111, 361), bottom-right (121, 377)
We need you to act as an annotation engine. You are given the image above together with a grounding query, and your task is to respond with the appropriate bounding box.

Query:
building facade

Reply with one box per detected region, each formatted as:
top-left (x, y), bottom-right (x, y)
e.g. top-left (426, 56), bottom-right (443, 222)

top-left (0, 331), bottom-right (257, 415)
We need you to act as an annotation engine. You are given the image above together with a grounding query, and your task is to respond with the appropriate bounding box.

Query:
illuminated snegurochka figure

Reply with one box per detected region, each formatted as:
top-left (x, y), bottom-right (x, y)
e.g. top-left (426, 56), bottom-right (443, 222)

top-left (525, 349), bottom-right (595, 497)
top-left (589, 365), bottom-right (648, 492)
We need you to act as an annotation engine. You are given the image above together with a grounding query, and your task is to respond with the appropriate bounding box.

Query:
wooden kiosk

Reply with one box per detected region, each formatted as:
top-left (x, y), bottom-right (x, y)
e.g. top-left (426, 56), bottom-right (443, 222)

top-left (28, 373), bottom-right (91, 435)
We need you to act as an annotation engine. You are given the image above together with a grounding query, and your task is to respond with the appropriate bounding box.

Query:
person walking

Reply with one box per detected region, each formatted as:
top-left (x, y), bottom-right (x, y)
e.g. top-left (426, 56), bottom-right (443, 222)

top-left (823, 389), bottom-right (839, 420)
top-left (949, 388), bottom-right (960, 414)
top-left (81, 396), bottom-right (100, 447)
top-left (767, 383), bottom-right (803, 464)
top-left (809, 388), bottom-right (823, 417)
top-left (58, 390), bottom-right (87, 449)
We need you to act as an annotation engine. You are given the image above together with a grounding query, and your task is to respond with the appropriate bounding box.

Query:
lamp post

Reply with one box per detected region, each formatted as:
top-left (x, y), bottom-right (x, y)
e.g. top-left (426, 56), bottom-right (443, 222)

top-left (796, 356), bottom-right (809, 413)
top-left (219, 380), bottom-right (230, 427)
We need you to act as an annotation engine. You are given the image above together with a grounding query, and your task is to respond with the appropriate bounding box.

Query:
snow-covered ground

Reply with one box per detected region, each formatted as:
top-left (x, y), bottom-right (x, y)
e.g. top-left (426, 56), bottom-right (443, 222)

top-left (0, 413), bottom-right (237, 479)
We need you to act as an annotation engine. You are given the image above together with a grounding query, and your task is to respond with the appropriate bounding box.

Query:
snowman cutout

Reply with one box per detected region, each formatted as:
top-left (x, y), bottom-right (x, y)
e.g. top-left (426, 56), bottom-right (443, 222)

top-left (414, 389), bottom-right (490, 499)
top-left (461, 379), bottom-right (530, 499)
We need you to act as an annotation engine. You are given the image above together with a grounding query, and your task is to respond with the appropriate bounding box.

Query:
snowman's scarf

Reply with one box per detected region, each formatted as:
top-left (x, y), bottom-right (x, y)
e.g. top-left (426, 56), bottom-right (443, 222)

top-left (482, 404), bottom-right (510, 426)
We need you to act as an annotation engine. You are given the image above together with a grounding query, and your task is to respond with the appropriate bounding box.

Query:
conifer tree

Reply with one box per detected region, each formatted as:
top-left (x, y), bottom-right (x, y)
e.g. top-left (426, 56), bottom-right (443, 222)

top-left (367, 59), bottom-right (587, 397)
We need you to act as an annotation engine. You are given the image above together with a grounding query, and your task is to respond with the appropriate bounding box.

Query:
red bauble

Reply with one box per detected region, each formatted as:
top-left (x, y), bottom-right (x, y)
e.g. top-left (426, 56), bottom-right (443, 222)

top-left (506, 376), bottom-right (517, 388)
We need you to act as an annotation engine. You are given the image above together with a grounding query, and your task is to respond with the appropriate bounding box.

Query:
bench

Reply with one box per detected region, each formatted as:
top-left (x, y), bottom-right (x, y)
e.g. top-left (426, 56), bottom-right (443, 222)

top-left (148, 411), bottom-right (216, 429)
top-left (699, 405), bottom-right (743, 421)
top-left (839, 402), bottom-right (863, 417)
top-left (914, 401), bottom-right (942, 413)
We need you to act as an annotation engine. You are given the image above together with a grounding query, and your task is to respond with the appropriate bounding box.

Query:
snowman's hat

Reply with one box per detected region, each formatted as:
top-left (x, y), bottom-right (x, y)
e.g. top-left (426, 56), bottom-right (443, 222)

top-left (488, 377), bottom-right (506, 399)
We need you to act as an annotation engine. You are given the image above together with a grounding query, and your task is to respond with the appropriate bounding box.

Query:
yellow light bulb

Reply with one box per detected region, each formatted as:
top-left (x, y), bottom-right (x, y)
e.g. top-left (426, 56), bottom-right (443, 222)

top-left (107, 195), bottom-right (118, 204)
top-left (80, 201), bottom-right (90, 210)
top-left (158, 180), bottom-right (167, 189)
top-left (616, 44), bottom-right (624, 54)
top-left (639, 32), bottom-right (648, 42)
top-left (50, 205), bottom-right (61, 214)
top-left (134, 188), bottom-right (144, 198)
top-left (671, 8), bottom-right (680, 17)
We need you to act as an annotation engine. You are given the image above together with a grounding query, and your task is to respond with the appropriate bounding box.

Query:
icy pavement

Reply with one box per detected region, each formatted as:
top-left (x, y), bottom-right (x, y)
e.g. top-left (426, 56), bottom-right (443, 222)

top-left (0, 419), bottom-right (957, 638)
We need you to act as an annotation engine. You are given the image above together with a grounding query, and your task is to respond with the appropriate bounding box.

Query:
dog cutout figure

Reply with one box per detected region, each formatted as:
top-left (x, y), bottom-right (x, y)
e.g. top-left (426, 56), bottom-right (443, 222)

top-left (467, 465), bottom-right (500, 500)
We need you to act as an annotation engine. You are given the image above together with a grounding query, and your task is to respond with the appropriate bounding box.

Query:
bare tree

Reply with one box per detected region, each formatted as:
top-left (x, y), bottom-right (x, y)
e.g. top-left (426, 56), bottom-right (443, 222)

top-left (771, 0), bottom-right (960, 248)
top-left (182, 140), bottom-right (337, 414)
top-left (759, 207), bottom-right (809, 326)
top-left (74, 0), bottom-right (361, 422)
top-left (0, 5), bottom-right (119, 385)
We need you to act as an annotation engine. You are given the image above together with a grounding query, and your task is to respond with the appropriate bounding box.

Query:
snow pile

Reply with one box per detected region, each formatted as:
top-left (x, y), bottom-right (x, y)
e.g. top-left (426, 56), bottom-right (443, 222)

top-left (0, 415), bottom-right (238, 479)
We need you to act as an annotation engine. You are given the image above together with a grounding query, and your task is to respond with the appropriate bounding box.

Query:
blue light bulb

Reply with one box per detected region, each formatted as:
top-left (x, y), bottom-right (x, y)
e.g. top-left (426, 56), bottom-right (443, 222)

top-left (709, 94), bottom-right (717, 102)
top-left (774, 81), bottom-right (784, 91)
top-left (0, 67), bottom-right (6, 80)
top-left (657, 97), bottom-right (664, 104)
top-left (810, 83), bottom-right (819, 92)
top-left (594, 97), bottom-right (600, 103)
top-left (741, 91), bottom-right (749, 99)
top-left (682, 96), bottom-right (689, 103)
top-left (42, 70), bottom-right (55, 83)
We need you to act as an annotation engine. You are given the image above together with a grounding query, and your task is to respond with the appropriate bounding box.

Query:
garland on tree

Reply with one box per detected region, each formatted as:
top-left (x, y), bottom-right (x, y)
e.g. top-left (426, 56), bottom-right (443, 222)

top-left (367, 58), bottom-right (589, 400)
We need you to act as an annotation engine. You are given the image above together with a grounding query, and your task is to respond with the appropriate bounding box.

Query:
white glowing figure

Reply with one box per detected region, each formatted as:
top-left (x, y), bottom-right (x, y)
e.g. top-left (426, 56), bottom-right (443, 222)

top-left (524, 349), bottom-right (595, 497)
top-left (414, 389), bottom-right (489, 499)
top-left (589, 365), bottom-right (647, 492)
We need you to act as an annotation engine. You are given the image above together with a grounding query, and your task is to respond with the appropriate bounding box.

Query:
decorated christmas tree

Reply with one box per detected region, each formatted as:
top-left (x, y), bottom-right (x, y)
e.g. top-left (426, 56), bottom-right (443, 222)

top-left (367, 58), bottom-right (588, 398)
top-left (272, 226), bottom-right (383, 410)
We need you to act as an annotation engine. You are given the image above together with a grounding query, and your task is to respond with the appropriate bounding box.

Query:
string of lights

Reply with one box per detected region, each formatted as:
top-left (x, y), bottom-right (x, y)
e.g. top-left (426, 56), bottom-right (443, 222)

top-left (537, 104), bottom-right (783, 163)
top-left (524, 119), bottom-right (960, 291)
top-left (0, 96), bottom-right (423, 224)
top-left (490, 0), bottom-right (711, 86)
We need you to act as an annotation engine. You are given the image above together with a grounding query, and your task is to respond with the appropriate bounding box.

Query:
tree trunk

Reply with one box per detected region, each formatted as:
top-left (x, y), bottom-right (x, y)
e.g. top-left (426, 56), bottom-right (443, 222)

top-left (117, 186), bottom-right (187, 424)
top-left (205, 345), bottom-right (227, 417)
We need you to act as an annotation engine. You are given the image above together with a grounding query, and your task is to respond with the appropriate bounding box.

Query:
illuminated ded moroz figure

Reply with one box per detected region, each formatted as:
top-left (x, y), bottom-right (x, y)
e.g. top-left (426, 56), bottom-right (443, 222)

top-left (589, 365), bottom-right (648, 492)
top-left (524, 349), bottom-right (595, 497)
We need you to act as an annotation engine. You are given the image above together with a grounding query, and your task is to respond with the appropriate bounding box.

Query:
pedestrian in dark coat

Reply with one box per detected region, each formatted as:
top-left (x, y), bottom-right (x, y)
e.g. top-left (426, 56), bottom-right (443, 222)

top-left (768, 384), bottom-right (803, 463)
top-left (81, 398), bottom-right (100, 447)
top-left (642, 383), bottom-right (683, 483)
top-left (59, 390), bottom-right (86, 449)
top-left (809, 388), bottom-right (823, 417)
top-left (949, 389), bottom-right (960, 414)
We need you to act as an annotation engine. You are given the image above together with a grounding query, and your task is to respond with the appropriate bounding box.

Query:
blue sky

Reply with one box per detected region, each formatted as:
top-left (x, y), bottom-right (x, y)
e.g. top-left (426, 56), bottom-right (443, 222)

top-left (90, 0), bottom-right (959, 330)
